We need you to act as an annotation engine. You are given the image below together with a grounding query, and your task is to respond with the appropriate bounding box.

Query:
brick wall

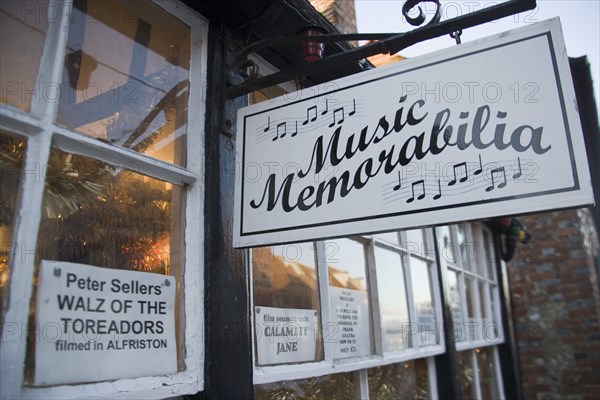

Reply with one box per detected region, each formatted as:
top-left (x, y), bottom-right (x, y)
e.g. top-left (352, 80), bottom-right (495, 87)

top-left (510, 208), bottom-right (600, 400)
top-left (309, 0), bottom-right (357, 35)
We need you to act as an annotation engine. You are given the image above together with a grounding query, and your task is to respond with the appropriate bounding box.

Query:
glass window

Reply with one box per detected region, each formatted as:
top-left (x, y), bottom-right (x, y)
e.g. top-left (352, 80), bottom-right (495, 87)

top-left (327, 238), bottom-right (372, 359)
top-left (26, 148), bottom-right (186, 381)
top-left (374, 231), bottom-right (400, 245)
top-left (250, 223), bottom-right (503, 397)
top-left (368, 359), bottom-right (429, 400)
top-left (458, 350), bottom-right (476, 399)
top-left (477, 347), bottom-right (501, 400)
top-left (0, 1), bottom-right (48, 112)
top-left (404, 229), bottom-right (425, 254)
top-left (456, 224), bottom-right (472, 271)
top-left (0, 0), bottom-right (206, 396)
top-left (255, 371), bottom-right (356, 400)
top-left (438, 224), bottom-right (504, 347)
top-left (447, 269), bottom-right (463, 326)
top-left (252, 243), bottom-right (323, 366)
top-left (251, 228), bottom-right (443, 394)
top-left (0, 133), bottom-right (26, 325)
top-left (56, 0), bottom-right (190, 166)
top-left (374, 246), bottom-right (409, 352)
top-left (410, 258), bottom-right (438, 346)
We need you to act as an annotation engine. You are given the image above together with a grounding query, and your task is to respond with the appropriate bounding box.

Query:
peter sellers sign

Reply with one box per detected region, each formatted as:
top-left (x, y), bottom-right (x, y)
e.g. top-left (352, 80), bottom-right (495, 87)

top-left (34, 261), bottom-right (177, 385)
top-left (233, 19), bottom-right (594, 247)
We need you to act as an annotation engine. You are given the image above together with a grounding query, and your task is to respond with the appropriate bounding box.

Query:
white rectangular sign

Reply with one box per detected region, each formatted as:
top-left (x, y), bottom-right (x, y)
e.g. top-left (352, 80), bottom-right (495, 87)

top-left (254, 306), bottom-right (318, 365)
top-left (234, 19), bottom-right (594, 247)
top-left (329, 287), bottom-right (371, 359)
top-left (34, 261), bottom-right (177, 385)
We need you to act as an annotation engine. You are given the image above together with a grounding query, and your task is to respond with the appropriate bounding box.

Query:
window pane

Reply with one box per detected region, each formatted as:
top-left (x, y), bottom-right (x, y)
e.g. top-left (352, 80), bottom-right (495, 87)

top-left (436, 226), bottom-right (452, 265)
top-left (26, 148), bottom-right (185, 381)
top-left (447, 270), bottom-right (464, 342)
top-left (483, 229), bottom-right (496, 282)
top-left (373, 231), bottom-right (399, 245)
top-left (327, 238), bottom-right (372, 359)
top-left (488, 284), bottom-right (501, 341)
top-left (410, 258), bottom-right (438, 346)
top-left (458, 350), bottom-right (477, 399)
top-left (0, 1), bottom-right (48, 112)
top-left (57, 0), bottom-right (190, 166)
top-left (255, 371), bottom-right (356, 400)
top-left (477, 347), bottom-right (501, 399)
top-left (404, 229), bottom-right (425, 253)
top-left (374, 246), bottom-right (409, 352)
top-left (0, 133), bottom-right (26, 325)
top-left (464, 276), bottom-right (477, 341)
top-left (479, 282), bottom-right (488, 321)
top-left (456, 224), bottom-right (472, 271)
top-left (252, 243), bottom-right (323, 366)
top-left (367, 359), bottom-right (429, 400)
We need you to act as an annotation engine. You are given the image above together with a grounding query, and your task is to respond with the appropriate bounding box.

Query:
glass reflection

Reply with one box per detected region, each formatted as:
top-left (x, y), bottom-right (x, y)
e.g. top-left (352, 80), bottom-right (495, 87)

top-left (327, 238), bottom-right (372, 358)
top-left (367, 359), bottom-right (429, 400)
top-left (465, 276), bottom-right (477, 341)
top-left (437, 226), bottom-right (453, 265)
top-left (483, 230), bottom-right (496, 282)
top-left (410, 258), bottom-right (437, 346)
top-left (26, 148), bottom-right (185, 379)
top-left (0, 1), bottom-right (48, 112)
top-left (0, 133), bottom-right (26, 326)
top-left (447, 270), bottom-right (464, 342)
top-left (36, 149), bottom-right (182, 273)
top-left (57, 0), bottom-right (190, 165)
top-left (374, 231), bottom-right (400, 245)
top-left (255, 371), bottom-right (356, 400)
top-left (456, 224), bottom-right (472, 271)
top-left (404, 229), bottom-right (425, 254)
top-left (374, 246), bottom-right (409, 352)
top-left (477, 347), bottom-right (500, 399)
top-left (458, 350), bottom-right (476, 399)
top-left (252, 243), bottom-right (323, 365)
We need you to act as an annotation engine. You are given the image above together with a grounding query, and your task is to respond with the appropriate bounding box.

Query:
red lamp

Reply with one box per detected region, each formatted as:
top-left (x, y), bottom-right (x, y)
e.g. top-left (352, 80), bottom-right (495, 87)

top-left (298, 26), bottom-right (328, 63)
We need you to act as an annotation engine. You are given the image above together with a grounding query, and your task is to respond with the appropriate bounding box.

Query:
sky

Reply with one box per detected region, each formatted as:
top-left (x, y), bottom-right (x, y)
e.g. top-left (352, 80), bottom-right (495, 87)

top-left (355, 0), bottom-right (600, 113)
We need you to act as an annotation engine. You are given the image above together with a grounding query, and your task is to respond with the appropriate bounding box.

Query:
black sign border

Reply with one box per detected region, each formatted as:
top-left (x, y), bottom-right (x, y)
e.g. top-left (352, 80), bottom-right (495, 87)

top-left (239, 31), bottom-right (579, 238)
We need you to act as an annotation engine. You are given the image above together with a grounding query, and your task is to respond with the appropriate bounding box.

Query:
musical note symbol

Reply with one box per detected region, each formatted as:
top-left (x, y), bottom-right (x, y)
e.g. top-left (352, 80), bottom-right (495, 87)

top-left (448, 162), bottom-right (468, 186)
top-left (321, 99), bottom-right (329, 115)
top-left (433, 180), bottom-right (442, 200)
top-left (407, 180), bottom-right (425, 203)
top-left (273, 122), bottom-right (286, 141)
top-left (264, 116), bottom-right (271, 132)
top-left (291, 120), bottom-right (298, 138)
top-left (513, 157), bottom-right (522, 179)
top-left (302, 105), bottom-right (318, 125)
top-left (486, 167), bottom-right (507, 192)
top-left (474, 154), bottom-right (483, 176)
top-left (349, 99), bottom-right (356, 116)
top-left (329, 107), bottom-right (345, 128)
top-left (393, 170), bottom-right (402, 191)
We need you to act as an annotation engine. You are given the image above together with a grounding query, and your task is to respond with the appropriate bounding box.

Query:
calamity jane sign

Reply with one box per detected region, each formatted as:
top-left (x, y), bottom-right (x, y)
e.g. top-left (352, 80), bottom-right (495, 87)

top-left (233, 19), bottom-right (594, 247)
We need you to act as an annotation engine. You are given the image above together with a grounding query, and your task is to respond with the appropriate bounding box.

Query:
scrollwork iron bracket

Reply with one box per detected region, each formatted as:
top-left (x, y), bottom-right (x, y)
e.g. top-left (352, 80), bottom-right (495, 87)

top-left (227, 0), bottom-right (536, 99)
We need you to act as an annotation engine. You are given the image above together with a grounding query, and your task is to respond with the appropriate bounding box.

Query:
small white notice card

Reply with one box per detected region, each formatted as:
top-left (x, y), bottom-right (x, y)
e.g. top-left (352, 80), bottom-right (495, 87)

top-left (34, 260), bottom-right (177, 385)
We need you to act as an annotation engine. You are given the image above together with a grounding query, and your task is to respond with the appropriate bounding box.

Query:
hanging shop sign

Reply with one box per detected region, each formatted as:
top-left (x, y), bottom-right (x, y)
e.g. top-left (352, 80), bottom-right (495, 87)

top-left (233, 19), bottom-right (594, 247)
top-left (34, 261), bottom-right (177, 385)
top-left (254, 306), bottom-right (318, 365)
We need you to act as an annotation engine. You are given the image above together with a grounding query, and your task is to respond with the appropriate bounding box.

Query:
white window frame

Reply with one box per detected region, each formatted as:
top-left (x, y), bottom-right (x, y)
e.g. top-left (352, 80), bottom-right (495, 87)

top-left (0, 1), bottom-right (207, 398)
top-left (436, 223), bottom-right (505, 352)
top-left (250, 231), bottom-right (444, 388)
